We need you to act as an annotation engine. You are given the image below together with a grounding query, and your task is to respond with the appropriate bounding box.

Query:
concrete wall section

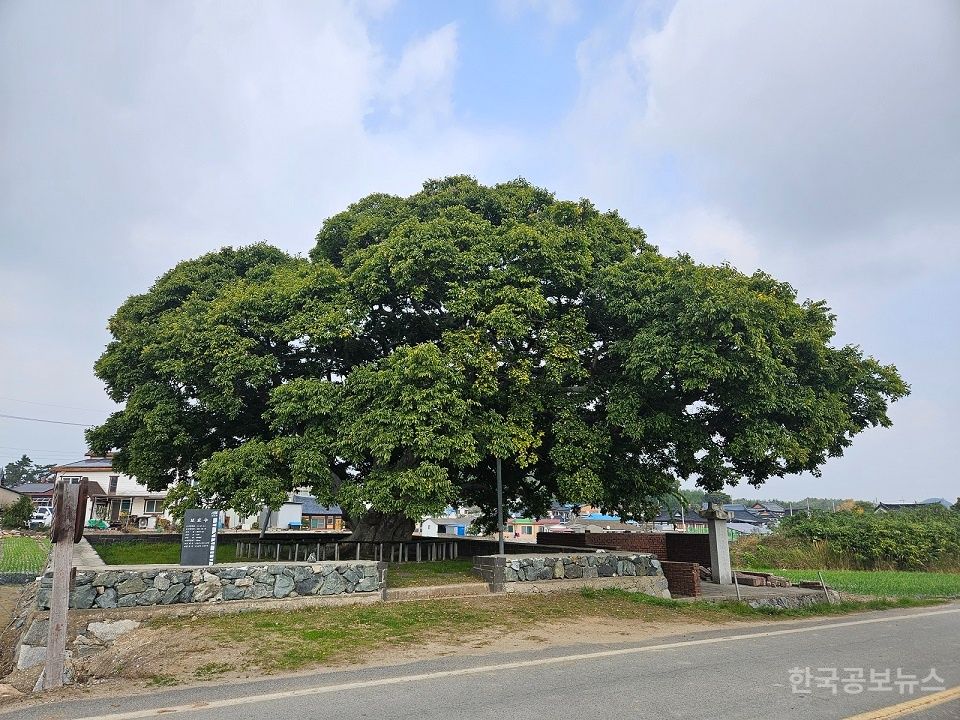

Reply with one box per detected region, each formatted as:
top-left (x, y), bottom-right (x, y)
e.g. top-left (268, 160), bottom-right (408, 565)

top-left (35, 561), bottom-right (385, 610)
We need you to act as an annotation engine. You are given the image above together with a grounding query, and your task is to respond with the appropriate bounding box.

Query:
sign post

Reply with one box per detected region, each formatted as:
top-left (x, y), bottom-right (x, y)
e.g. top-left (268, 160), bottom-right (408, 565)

top-left (179, 509), bottom-right (219, 566)
top-left (43, 478), bottom-right (88, 690)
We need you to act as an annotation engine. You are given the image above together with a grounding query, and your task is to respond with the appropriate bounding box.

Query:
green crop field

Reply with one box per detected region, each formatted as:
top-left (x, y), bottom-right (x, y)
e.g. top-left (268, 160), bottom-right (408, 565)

top-left (747, 568), bottom-right (960, 598)
top-left (0, 535), bottom-right (50, 573)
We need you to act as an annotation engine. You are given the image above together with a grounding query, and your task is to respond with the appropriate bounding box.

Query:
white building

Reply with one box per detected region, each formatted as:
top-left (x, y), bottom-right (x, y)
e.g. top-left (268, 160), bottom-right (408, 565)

top-left (51, 453), bottom-right (173, 530)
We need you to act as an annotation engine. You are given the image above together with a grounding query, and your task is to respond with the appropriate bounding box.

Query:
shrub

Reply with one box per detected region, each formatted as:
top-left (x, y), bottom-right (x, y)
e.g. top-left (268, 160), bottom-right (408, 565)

top-left (749, 510), bottom-right (960, 571)
top-left (1, 496), bottom-right (36, 530)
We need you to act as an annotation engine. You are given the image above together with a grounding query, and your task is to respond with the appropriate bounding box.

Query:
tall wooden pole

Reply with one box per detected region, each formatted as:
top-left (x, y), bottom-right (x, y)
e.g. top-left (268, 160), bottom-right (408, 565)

top-left (43, 480), bottom-right (80, 690)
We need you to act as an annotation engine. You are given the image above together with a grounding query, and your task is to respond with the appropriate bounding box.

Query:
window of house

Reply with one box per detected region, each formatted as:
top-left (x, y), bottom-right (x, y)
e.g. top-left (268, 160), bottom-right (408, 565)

top-left (108, 476), bottom-right (119, 493)
top-left (144, 499), bottom-right (161, 514)
top-left (324, 516), bottom-right (334, 528)
top-left (522, 525), bottom-right (533, 534)
top-left (63, 476), bottom-right (81, 485)
top-left (506, 525), bottom-right (514, 533)
top-left (120, 498), bottom-right (132, 513)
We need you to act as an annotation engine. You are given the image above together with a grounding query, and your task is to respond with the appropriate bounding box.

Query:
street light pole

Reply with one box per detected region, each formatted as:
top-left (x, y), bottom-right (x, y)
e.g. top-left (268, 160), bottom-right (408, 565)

top-left (496, 458), bottom-right (504, 554)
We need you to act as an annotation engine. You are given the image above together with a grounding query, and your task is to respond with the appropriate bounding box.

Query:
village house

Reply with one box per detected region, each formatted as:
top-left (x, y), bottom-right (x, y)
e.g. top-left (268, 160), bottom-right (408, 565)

top-left (419, 515), bottom-right (478, 537)
top-left (50, 453), bottom-right (172, 530)
top-left (6, 482), bottom-right (56, 508)
top-left (874, 498), bottom-right (953, 513)
top-left (0, 485), bottom-right (27, 509)
top-left (505, 517), bottom-right (560, 540)
top-left (294, 495), bottom-right (345, 530)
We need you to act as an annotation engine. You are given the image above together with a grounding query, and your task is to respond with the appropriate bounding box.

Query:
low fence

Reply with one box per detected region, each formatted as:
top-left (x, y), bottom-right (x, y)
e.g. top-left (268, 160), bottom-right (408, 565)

top-left (233, 538), bottom-right (463, 563)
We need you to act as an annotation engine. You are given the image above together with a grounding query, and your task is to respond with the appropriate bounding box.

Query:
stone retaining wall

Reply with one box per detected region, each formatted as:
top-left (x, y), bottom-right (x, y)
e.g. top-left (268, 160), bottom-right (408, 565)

top-left (474, 553), bottom-right (671, 598)
top-left (36, 561), bottom-right (385, 610)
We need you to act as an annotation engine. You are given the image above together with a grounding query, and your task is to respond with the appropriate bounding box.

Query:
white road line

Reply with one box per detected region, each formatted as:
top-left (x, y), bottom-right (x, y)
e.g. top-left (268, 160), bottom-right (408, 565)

top-left (29, 606), bottom-right (960, 720)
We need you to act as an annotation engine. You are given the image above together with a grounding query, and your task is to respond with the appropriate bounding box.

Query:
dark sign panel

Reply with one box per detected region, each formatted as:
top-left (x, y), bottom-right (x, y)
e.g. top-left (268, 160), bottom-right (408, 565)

top-left (179, 509), bottom-right (219, 566)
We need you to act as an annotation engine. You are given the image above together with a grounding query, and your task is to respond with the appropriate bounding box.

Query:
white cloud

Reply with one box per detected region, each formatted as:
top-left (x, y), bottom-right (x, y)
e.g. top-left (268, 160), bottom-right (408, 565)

top-left (551, 0), bottom-right (960, 500)
top-left (649, 207), bottom-right (760, 271)
top-left (381, 23), bottom-right (459, 129)
top-left (0, 1), bottom-right (515, 461)
top-left (496, 0), bottom-right (580, 28)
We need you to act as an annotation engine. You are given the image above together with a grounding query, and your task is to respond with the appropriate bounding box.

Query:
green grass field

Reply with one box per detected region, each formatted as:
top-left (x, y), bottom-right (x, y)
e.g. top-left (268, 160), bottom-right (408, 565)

top-left (94, 540), bottom-right (236, 565)
top-left (0, 535), bottom-right (50, 573)
top-left (387, 558), bottom-right (481, 587)
top-left (747, 568), bottom-right (960, 598)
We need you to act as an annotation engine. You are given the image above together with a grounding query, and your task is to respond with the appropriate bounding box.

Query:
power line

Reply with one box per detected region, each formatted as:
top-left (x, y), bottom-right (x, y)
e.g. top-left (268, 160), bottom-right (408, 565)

top-left (0, 413), bottom-right (95, 427)
top-left (0, 445), bottom-right (87, 454)
top-left (0, 395), bottom-right (107, 414)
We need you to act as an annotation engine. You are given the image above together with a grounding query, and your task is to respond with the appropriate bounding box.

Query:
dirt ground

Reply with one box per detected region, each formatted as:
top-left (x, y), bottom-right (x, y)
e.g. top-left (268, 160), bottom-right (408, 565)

top-left (0, 587), bottom-right (21, 628)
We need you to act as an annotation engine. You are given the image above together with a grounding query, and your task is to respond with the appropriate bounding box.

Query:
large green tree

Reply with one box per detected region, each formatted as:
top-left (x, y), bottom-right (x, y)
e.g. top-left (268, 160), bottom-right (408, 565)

top-left (87, 177), bottom-right (908, 540)
top-left (2, 455), bottom-right (54, 486)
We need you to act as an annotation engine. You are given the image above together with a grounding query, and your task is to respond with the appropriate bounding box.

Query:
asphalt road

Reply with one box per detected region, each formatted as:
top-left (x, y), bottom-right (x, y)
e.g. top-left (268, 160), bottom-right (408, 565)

top-left (3, 603), bottom-right (958, 720)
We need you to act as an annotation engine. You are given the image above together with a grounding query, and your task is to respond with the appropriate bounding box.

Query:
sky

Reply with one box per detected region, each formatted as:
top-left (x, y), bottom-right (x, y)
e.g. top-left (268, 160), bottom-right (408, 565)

top-left (1, 0), bottom-right (957, 503)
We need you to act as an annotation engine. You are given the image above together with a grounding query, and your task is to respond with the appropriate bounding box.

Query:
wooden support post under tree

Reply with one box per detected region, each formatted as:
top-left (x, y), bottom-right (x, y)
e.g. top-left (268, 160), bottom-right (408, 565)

top-left (43, 478), bottom-right (87, 691)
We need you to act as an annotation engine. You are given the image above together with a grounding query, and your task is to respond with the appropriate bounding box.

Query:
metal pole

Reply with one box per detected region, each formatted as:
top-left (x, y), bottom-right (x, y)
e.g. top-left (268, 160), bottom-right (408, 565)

top-left (497, 457), bottom-right (504, 555)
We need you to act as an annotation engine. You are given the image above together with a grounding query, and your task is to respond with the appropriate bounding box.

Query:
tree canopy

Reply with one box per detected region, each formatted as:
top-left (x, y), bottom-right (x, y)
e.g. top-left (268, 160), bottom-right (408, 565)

top-left (87, 177), bottom-right (908, 540)
top-left (2, 455), bottom-right (54, 486)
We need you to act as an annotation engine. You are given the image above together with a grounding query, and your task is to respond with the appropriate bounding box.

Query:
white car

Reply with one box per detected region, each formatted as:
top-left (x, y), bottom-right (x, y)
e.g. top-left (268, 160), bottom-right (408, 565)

top-left (28, 506), bottom-right (52, 530)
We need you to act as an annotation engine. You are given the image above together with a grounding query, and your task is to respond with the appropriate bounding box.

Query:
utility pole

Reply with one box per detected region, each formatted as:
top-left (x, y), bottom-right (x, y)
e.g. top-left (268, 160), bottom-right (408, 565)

top-left (496, 458), bottom-right (504, 554)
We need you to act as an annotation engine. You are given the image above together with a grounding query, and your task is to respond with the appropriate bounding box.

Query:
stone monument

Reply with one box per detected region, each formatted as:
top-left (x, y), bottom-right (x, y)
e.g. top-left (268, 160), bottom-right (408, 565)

top-left (700, 503), bottom-right (732, 584)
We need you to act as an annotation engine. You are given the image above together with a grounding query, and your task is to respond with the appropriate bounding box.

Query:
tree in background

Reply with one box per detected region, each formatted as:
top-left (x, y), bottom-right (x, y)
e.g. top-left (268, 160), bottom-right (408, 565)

top-left (2, 455), bottom-right (54, 487)
top-left (87, 177), bottom-right (909, 541)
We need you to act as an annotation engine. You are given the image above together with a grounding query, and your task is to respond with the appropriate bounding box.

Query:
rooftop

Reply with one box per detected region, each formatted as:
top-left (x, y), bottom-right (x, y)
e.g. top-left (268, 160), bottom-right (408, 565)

top-left (291, 495), bottom-right (342, 515)
top-left (52, 456), bottom-right (115, 472)
top-left (9, 483), bottom-right (54, 494)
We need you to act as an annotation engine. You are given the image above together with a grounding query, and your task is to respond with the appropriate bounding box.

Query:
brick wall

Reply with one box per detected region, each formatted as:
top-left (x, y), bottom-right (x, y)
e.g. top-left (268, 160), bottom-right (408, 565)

top-left (537, 531), bottom-right (668, 558)
top-left (536, 532), bottom-right (588, 548)
top-left (664, 533), bottom-right (711, 566)
top-left (659, 561), bottom-right (701, 597)
top-left (591, 533), bottom-right (668, 557)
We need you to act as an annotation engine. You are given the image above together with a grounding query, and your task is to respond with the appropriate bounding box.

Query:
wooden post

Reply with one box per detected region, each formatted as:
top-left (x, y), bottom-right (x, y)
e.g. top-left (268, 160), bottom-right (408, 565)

top-left (356, 543), bottom-right (360, 560)
top-left (416, 543), bottom-right (421, 562)
top-left (334, 543), bottom-right (339, 561)
top-left (257, 542), bottom-right (262, 559)
top-left (43, 480), bottom-right (81, 690)
top-left (294, 543), bottom-right (299, 562)
top-left (276, 544), bottom-right (280, 561)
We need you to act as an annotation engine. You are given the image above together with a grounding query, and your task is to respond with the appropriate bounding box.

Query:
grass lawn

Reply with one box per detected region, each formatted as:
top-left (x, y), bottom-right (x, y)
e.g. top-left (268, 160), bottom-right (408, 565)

top-left (387, 558), bottom-right (482, 587)
top-left (0, 535), bottom-right (50, 573)
top-left (747, 568), bottom-right (960, 598)
top-left (94, 541), bottom-right (237, 565)
top-left (150, 588), bottom-right (940, 679)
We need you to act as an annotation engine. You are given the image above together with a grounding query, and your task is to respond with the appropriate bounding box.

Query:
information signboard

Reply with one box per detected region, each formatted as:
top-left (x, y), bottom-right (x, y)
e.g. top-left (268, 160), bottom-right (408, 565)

top-left (179, 508), bottom-right (219, 566)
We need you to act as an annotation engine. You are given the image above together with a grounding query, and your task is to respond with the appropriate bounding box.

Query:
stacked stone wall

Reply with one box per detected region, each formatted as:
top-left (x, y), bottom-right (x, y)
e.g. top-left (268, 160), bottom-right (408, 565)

top-left (474, 552), bottom-right (671, 598)
top-left (36, 561), bottom-right (384, 610)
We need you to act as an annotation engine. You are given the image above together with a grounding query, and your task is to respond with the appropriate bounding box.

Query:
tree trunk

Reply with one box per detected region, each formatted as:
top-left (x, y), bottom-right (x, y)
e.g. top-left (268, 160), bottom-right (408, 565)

top-left (346, 510), bottom-right (414, 543)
